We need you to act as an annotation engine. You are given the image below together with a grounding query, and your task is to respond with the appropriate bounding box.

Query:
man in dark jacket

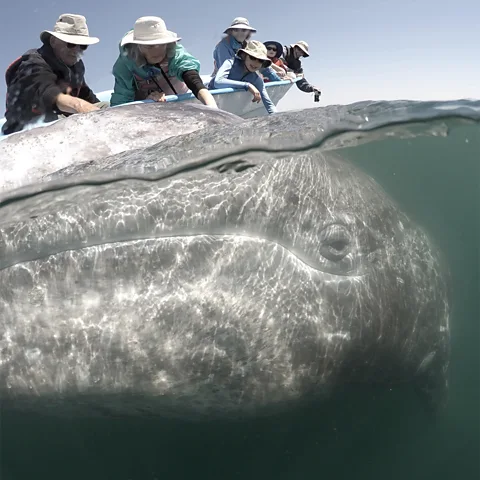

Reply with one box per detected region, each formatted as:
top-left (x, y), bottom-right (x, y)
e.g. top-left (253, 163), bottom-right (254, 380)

top-left (2, 13), bottom-right (103, 135)
top-left (282, 41), bottom-right (321, 98)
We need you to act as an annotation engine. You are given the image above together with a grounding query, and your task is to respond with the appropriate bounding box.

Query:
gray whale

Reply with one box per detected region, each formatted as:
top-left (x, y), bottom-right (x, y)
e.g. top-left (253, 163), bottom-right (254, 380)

top-left (0, 105), bottom-right (450, 418)
top-left (0, 102), bottom-right (243, 192)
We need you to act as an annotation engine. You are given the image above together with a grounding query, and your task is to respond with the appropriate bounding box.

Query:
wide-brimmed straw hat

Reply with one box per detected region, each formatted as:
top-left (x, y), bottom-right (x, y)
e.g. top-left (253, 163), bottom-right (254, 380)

top-left (238, 40), bottom-right (272, 67)
top-left (223, 17), bottom-right (257, 34)
top-left (121, 16), bottom-right (181, 46)
top-left (293, 40), bottom-right (309, 57)
top-left (40, 13), bottom-right (99, 46)
top-left (263, 41), bottom-right (284, 57)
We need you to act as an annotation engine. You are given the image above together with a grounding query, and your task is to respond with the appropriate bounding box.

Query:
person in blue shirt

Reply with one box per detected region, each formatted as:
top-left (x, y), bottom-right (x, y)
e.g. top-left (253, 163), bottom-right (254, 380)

top-left (211, 17), bottom-right (282, 83)
top-left (208, 40), bottom-right (277, 115)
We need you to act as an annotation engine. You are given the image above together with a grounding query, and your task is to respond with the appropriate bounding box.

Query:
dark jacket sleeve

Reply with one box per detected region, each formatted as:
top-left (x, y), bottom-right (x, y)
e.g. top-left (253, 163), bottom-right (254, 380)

top-left (296, 77), bottom-right (316, 93)
top-left (292, 65), bottom-right (304, 75)
top-left (10, 55), bottom-right (64, 112)
top-left (181, 70), bottom-right (207, 98)
top-left (78, 82), bottom-right (100, 103)
top-left (282, 52), bottom-right (316, 92)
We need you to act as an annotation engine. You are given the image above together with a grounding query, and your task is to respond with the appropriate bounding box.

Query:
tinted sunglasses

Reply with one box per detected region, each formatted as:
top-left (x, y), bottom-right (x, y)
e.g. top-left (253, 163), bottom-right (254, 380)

top-left (66, 43), bottom-right (88, 51)
top-left (266, 46), bottom-right (277, 52)
top-left (247, 54), bottom-right (262, 63)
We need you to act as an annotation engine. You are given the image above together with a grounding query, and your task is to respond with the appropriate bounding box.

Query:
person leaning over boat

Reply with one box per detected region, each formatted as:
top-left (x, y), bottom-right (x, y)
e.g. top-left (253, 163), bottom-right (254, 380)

top-left (208, 40), bottom-right (277, 115)
top-left (281, 41), bottom-right (321, 97)
top-left (212, 17), bottom-right (282, 83)
top-left (110, 16), bottom-right (217, 108)
top-left (2, 13), bottom-right (105, 136)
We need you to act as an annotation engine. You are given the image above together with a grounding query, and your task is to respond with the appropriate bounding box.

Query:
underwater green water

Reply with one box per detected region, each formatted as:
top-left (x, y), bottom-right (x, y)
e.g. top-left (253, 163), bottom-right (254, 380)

top-left (1, 108), bottom-right (479, 480)
top-left (339, 121), bottom-right (479, 479)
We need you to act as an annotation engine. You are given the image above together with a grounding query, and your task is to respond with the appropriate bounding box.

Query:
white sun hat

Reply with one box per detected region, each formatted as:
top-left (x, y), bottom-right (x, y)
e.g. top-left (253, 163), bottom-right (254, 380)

top-left (40, 13), bottom-right (99, 46)
top-left (121, 16), bottom-right (181, 47)
top-left (293, 41), bottom-right (310, 57)
top-left (223, 17), bottom-right (257, 34)
top-left (238, 40), bottom-right (272, 67)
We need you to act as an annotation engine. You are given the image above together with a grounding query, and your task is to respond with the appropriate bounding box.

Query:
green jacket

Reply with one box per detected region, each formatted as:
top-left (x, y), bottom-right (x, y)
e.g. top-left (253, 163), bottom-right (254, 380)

top-left (110, 32), bottom-right (201, 106)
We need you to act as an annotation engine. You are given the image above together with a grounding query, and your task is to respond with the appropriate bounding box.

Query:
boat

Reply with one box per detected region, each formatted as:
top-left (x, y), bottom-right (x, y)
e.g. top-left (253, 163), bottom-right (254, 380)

top-left (0, 76), bottom-right (299, 140)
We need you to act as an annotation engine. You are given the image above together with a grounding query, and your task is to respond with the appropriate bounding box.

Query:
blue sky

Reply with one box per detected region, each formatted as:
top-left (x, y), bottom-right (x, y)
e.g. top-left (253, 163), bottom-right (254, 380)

top-left (0, 0), bottom-right (477, 114)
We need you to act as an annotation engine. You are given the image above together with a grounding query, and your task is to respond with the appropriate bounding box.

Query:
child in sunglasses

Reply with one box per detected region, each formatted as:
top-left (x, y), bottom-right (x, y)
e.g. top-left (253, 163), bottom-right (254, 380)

top-left (263, 41), bottom-right (288, 77)
top-left (208, 40), bottom-right (277, 115)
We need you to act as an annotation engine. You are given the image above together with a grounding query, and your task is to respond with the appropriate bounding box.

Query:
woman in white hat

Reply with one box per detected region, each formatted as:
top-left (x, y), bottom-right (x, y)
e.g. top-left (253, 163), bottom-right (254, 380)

top-left (211, 17), bottom-right (256, 77)
top-left (211, 17), bottom-right (282, 84)
top-left (208, 40), bottom-right (277, 115)
top-left (111, 16), bottom-right (217, 108)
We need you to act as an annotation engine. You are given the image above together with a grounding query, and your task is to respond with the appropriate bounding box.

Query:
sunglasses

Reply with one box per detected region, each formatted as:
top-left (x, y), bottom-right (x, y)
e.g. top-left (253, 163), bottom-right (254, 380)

top-left (266, 46), bottom-right (277, 51)
top-left (66, 43), bottom-right (88, 51)
top-left (247, 54), bottom-right (262, 63)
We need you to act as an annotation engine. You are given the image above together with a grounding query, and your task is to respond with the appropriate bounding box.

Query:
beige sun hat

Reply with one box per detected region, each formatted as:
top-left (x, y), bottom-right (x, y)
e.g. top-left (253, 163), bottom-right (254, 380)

top-left (238, 40), bottom-right (272, 67)
top-left (40, 13), bottom-right (99, 46)
top-left (121, 16), bottom-right (181, 47)
top-left (223, 17), bottom-right (257, 34)
top-left (293, 41), bottom-right (310, 57)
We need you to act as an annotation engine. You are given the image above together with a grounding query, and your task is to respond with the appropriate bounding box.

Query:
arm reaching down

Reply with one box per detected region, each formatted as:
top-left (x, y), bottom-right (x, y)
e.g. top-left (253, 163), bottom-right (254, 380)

top-left (251, 75), bottom-right (277, 115)
top-left (55, 92), bottom-right (100, 114)
top-left (296, 76), bottom-right (317, 93)
top-left (182, 70), bottom-right (217, 108)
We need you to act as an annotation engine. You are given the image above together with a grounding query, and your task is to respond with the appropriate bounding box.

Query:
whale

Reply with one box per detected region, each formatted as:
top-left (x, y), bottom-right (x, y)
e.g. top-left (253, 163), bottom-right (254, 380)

top-left (0, 102), bottom-right (243, 193)
top-left (0, 106), bottom-right (451, 419)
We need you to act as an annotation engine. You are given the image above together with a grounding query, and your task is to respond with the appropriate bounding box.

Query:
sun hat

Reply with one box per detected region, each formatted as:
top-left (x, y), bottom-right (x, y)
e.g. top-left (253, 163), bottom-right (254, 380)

top-left (263, 41), bottom-right (284, 58)
top-left (223, 17), bottom-right (257, 34)
top-left (40, 14), bottom-right (99, 46)
top-left (120, 16), bottom-right (181, 47)
top-left (293, 41), bottom-right (309, 57)
top-left (238, 40), bottom-right (272, 67)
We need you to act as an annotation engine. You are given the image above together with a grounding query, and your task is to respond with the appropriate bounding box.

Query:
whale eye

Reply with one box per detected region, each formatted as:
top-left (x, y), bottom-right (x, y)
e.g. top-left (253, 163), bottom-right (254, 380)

top-left (319, 224), bottom-right (351, 261)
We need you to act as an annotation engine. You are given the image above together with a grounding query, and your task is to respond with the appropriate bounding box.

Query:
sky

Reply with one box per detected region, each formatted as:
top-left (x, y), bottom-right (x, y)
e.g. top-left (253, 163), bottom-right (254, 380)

top-left (0, 0), bottom-right (477, 115)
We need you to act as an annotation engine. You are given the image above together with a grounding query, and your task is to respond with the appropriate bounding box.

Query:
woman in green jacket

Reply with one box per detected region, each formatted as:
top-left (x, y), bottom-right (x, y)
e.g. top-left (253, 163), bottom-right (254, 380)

top-left (111, 16), bottom-right (217, 108)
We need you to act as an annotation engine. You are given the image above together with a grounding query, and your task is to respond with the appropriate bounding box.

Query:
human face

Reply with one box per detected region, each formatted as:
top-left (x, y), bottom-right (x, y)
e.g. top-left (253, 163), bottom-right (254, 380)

top-left (50, 37), bottom-right (88, 66)
top-left (265, 45), bottom-right (278, 59)
top-left (294, 46), bottom-right (305, 59)
top-left (230, 28), bottom-right (250, 43)
top-left (244, 53), bottom-right (263, 73)
top-left (139, 43), bottom-right (168, 64)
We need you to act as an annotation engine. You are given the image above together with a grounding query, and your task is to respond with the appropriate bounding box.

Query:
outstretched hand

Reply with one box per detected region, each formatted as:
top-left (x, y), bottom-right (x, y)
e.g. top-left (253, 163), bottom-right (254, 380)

top-left (74, 100), bottom-right (101, 113)
top-left (147, 91), bottom-right (166, 102)
top-left (56, 90), bottom-right (100, 114)
top-left (248, 84), bottom-right (261, 103)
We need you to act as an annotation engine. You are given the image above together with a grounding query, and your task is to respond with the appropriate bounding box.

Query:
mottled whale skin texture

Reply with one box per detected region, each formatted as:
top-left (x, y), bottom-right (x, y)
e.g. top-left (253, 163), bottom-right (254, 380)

top-left (0, 102), bottom-right (243, 193)
top-left (0, 109), bottom-right (450, 419)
